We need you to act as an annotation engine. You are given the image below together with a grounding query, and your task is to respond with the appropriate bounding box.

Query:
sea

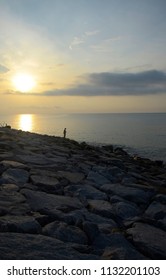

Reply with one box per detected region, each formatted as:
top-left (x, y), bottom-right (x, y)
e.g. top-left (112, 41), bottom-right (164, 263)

top-left (0, 113), bottom-right (166, 162)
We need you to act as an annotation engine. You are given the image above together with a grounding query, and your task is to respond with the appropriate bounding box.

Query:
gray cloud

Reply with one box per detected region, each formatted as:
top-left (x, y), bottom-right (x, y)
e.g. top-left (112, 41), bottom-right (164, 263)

top-left (0, 64), bottom-right (10, 73)
top-left (39, 70), bottom-right (166, 97)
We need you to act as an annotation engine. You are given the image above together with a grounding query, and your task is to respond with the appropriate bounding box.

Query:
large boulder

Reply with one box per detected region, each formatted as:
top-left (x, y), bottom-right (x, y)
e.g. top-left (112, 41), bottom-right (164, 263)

top-left (127, 223), bottom-right (166, 259)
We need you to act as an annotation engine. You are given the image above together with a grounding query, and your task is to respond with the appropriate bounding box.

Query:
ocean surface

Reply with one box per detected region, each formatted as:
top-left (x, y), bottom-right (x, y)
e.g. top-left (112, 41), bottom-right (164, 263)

top-left (0, 113), bottom-right (166, 162)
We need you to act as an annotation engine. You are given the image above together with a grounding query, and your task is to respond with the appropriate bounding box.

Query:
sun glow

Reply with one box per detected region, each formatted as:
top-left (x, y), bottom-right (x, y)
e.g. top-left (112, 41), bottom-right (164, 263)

top-left (12, 73), bottom-right (36, 92)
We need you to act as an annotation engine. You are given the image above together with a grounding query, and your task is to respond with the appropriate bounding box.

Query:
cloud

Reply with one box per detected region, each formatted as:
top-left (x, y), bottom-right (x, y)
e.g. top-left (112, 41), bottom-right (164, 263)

top-left (85, 30), bottom-right (100, 36)
top-left (0, 64), bottom-right (10, 73)
top-left (69, 29), bottom-right (100, 50)
top-left (7, 70), bottom-right (166, 97)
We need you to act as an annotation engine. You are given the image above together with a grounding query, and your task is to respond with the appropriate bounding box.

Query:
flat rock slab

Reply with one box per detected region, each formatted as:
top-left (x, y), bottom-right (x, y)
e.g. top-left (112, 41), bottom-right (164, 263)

top-left (0, 215), bottom-right (41, 233)
top-left (100, 184), bottom-right (153, 205)
top-left (43, 221), bottom-right (88, 244)
top-left (21, 189), bottom-right (83, 212)
top-left (0, 160), bottom-right (28, 170)
top-left (17, 154), bottom-right (54, 165)
top-left (30, 175), bottom-right (59, 187)
top-left (0, 189), bottom-right (26, 207)
top-left (0, 232), bottom-right (98, 259)
top-left (87, 171), bottom-right (110, 185)
top-left (2, 168), bottom-right (29, 184)
top-left (127, 223), bottom-right (166, 259)
top-left (88, 199), bottom-right (114, 218)
top-left (65, 184), bottom-right (108, 200)
top-left (57, 171), bottom-right (85, 183)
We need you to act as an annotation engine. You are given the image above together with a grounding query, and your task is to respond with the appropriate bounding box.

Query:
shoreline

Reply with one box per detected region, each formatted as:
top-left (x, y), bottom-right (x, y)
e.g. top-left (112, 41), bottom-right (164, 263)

top-left (0, 127), bottom-right (166, 259)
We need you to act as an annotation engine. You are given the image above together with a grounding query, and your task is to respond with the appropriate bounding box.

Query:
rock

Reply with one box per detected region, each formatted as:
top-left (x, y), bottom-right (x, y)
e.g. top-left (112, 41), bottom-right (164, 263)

top-left (30, 175), bottom-right (59, 187)
top-left (100, 183), bottom-right (154, 205)
top-left (57, 171), bottom-right (85, 183)
top-left (87, 171), bottom-right (110, 185)
top-left (2, 168), bottom-right (29, 184)
top-left (20, 189), bottom-right (83, 212)
top-left (145, 201), bottom-right (166, 220)
top-left (42, 221), bottom-right (88, 244)
top-left (112, 202), bottom-right (141, 221)
top-left (93, 233), bottom-right (146, 259)
top-left (0, 189), bottom-right (26, 207)
top-left (64, 184), bottom-right (108, 200)
top-left (88, 199), bottom-right (115, 218)
top-left (0, 160), bottom-right (28, 170)
top-left (127, 223), bottom-right (166, 259)
top-left (82, 222), bottom-right (100, 243)
top-left (17, 154), bottom-right (54, 165)
top-left (0, 183), bottom-right (19, 192)
top-left (0, 215), bottom-right (41, 233)
top-left (0, 232), bottom-right (98, 259)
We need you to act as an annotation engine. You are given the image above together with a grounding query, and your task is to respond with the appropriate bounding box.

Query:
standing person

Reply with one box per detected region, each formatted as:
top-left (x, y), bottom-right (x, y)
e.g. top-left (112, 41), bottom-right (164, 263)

top-left (63, 128), bottom-right (67, 138)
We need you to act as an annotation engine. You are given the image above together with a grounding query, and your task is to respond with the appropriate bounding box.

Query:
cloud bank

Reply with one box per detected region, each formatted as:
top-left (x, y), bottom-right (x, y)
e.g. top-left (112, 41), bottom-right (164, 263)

top-left (40, 70), bottom-right (166, 97)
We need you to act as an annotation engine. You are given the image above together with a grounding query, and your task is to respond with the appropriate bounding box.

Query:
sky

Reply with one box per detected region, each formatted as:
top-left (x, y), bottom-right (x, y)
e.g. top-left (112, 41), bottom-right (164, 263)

top-left (0, 0), bottom-right (166, 114)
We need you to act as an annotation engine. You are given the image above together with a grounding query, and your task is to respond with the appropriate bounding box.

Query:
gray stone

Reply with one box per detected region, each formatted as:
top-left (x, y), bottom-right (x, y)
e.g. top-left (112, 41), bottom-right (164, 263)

top-left (0, 215), bottom-right (41, 233)
top-left (93, 233), bottom-right (146, 259)
top-left (57, 171), bottom-right (85, 183)
top-left (100, 183), bottom-right (153, 205)
top-left (43, 221), bottom-right (88, 244)
top-left (0, 183), bottom-right (19, 192)
top-left (87, 171), bottom-right (110, 186)
top-left (2, 168), bottom-right (29, 184)
top-left (0, 232), bottom-right (98, 259)
top-left (127, 223), bottom-right (166, 259)
top-left (64, 184), bottom-right (108, 200)
top-left (88, 199), bottom-right (114, 218)
top-left (30, 175), bottom-right (59, 187)
top-left (145, 201), bottom-right (166, 220)
top-left (82, 222), bottom-right (100, 243)
top-left (0, 189), bottom-right (26, 207)
top-left (0, 160), bottom-right (28, 170)
top-left (112, 202), bottom-right (140, 220)
top-left (17, 154), bottom-right (54, 165)
top-left (21, 189), bottom-right (83, 212)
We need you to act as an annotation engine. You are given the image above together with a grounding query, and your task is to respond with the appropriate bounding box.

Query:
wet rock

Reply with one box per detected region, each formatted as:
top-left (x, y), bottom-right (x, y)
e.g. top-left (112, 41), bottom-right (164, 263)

top-left (145, 201), bottom-right (166, 220)
top-left (127, 223), bottom-right (166, 259)
top-left (42, 221), bottom-right (88, 244)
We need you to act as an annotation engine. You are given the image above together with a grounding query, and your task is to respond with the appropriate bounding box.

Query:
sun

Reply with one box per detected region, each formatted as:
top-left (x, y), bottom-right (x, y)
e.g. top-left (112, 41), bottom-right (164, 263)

top-left (12, 73), bottom-right (36, 92)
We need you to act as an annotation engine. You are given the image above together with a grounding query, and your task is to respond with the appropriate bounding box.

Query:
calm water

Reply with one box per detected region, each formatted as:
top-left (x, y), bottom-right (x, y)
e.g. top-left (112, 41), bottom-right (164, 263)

top-left (0, 113), bottom-right (166, 162)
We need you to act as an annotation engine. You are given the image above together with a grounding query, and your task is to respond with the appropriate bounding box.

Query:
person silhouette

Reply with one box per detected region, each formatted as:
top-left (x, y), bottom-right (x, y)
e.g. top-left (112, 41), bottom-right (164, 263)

top-left (63, 128), bottom-right (67, 138)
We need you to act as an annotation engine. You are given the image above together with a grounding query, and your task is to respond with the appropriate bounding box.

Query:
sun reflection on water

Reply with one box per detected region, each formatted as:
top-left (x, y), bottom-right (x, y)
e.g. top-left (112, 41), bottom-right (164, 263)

top-left (19, 114), bottom-right (33, 131)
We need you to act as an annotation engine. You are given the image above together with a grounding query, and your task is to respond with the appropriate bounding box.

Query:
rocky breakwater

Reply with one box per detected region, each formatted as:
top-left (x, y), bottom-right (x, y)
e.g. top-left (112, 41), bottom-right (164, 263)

top-left (0, 127), bottom-right (166, 260)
